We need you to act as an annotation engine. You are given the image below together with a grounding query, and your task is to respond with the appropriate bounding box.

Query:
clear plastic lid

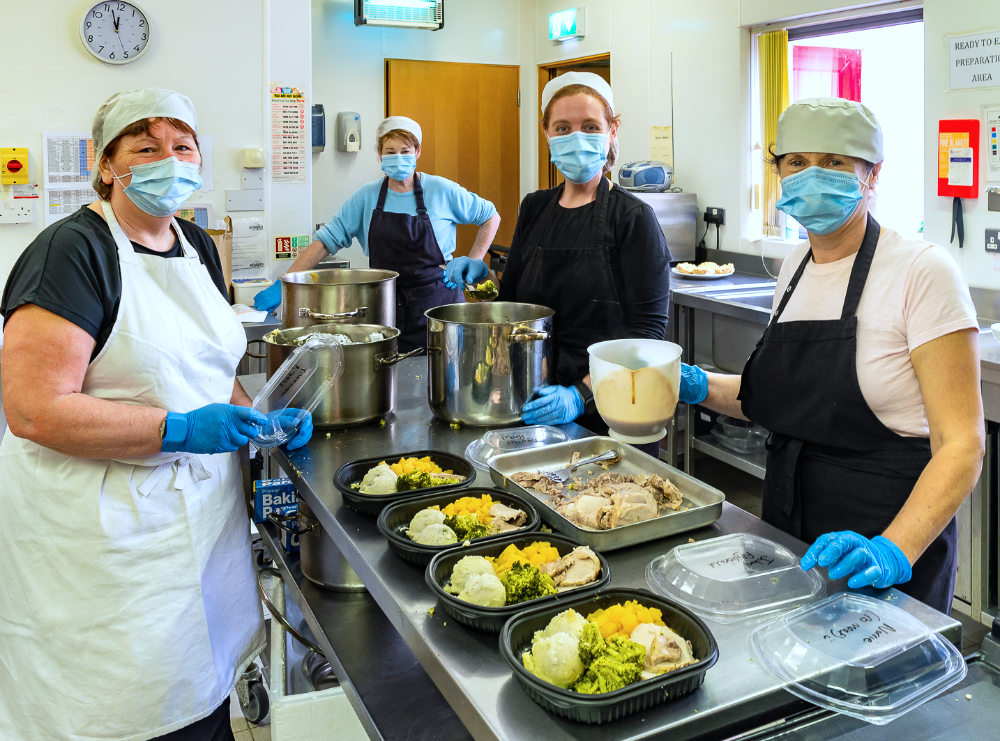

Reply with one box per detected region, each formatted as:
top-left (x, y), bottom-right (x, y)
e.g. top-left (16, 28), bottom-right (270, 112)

top-left (645, 533), bottom-right (825, 622)
top-left (750, 592), bottom-right (967, 725)
top-left (465, 425), bottom-right (569, 472)
top-left (251, 337), bottom-right (344, 449)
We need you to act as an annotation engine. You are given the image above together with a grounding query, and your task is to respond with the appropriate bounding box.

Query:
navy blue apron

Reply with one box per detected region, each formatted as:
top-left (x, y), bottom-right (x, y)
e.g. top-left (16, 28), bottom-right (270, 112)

top-left (738, 214), bottom-right (957, 613)
top-left (368, 175), bottom-right (462, 352)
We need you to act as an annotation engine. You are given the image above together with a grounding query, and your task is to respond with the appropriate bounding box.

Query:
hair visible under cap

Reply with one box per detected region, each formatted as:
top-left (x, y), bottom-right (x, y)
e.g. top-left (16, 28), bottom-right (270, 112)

top-left (376, 129), bottom-right (420, 154)
top-left (94, 117), bottom-right (199, 201)
top-left (542, 84), bottom-right (621, 174)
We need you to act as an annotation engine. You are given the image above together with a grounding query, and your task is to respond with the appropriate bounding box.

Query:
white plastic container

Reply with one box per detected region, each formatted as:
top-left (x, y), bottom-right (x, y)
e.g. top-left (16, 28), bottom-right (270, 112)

top-left (588, 338), bottom-right (682, 444)
top-left (251, 337), bottom-right (344, 449)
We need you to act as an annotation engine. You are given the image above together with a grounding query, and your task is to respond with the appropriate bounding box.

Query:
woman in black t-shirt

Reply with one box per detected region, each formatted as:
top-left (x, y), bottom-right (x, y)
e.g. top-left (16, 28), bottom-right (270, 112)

top-left (494, 72), bottom-right (670, 431)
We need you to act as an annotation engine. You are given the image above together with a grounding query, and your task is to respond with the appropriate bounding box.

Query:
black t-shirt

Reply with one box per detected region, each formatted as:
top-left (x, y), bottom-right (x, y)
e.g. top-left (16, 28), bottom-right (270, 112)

top-left (498, 182), bottom-right (671, 355)
top-left (1, 206), bottom-right (228, 358)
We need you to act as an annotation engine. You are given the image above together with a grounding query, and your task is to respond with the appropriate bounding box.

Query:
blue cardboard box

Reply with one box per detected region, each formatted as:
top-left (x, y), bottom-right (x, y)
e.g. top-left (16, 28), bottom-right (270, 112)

top-left (253, 477), bottom-right (298, 523)
top-left (273, 504), bottom-right (300, 553)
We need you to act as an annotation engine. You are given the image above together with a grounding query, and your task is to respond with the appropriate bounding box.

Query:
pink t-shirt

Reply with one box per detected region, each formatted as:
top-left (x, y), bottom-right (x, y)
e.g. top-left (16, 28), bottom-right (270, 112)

top-left (772, 228), bottom-right (977, 438)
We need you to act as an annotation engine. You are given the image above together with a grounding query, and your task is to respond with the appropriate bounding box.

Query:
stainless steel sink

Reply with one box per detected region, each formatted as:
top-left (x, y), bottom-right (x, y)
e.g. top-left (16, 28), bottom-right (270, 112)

top-left (693, 287), bottom-right (776, 311)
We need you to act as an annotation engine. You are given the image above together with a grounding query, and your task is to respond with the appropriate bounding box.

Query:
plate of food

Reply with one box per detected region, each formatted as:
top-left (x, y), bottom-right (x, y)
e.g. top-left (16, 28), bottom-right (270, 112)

top-left (425, 532), bottom-right (610, 632)
top-left (500, 588), bottom-right (718, 723)
top-left (671, 261), bottom-right (735, 280)
top-left (489, 437), bottom-right (724, 551)
top-left (335, 451), bottom-right (475, 515)
top-left (377, 488), bottom-right (541, 566)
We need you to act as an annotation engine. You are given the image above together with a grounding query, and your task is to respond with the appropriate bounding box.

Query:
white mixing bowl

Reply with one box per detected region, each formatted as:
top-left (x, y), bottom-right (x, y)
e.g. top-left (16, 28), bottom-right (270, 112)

top-left (588, 338), bottom-right (682, 444)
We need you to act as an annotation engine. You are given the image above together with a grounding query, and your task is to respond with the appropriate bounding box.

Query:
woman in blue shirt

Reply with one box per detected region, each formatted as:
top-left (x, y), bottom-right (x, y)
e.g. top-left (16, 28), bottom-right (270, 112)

top-left (255, 116), bottom-right (501, 350)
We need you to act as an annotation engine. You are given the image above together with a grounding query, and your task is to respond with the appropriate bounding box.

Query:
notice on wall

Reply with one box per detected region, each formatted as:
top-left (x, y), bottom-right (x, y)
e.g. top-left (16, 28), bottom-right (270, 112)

top-left (649, 126), bottom-right (673, 168)
top-left (42, 132), bottom-right (95, 225)
top-left (231, 216), bottom-right (268, 280)
top-left (949, 30), bottom-right (1000, 90)
top-left (270, 84), bottom-right (307, 183)
top-left (275, 234), bottom-right (310, 260)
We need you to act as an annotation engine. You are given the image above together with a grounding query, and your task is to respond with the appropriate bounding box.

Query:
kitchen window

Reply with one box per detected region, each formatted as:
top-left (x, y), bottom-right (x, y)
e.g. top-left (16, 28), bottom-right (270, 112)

top-left (752, 9), bottom-right (924, 242)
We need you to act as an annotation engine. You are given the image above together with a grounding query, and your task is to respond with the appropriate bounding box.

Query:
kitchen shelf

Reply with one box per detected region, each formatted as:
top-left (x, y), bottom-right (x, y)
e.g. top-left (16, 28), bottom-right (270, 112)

top-left (692, 435), bottom-right (766, 480)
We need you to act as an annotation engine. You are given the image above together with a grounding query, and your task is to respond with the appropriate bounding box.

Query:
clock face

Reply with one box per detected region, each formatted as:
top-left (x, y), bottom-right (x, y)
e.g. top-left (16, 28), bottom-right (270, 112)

top-left (80, 2), bottom-right (151, 65)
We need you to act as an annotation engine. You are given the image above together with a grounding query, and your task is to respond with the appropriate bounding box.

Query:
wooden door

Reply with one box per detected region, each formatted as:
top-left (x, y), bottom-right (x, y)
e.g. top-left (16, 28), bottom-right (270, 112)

top-left (386, 59), bottom-right (520, 254)
top-left (537, 56), bottom-right (611, 189)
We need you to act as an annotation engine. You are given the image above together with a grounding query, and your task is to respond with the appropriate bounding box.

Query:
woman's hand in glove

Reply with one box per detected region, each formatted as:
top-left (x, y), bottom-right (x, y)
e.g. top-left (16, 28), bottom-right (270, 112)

top-left (521, 385), bottom-right (585, 425)
top-left (253, 281), bottom-right (282, 312)
top-left (443, 257), bottom-right (489, 289)
top-left (678, 363), bottom-right (709, 405)
top-left (800, 530), bottom-right (912, 589)
top-left (162, 404), bottom-right (267, 454)
top-left (276, 408), bottom-right (313, 451)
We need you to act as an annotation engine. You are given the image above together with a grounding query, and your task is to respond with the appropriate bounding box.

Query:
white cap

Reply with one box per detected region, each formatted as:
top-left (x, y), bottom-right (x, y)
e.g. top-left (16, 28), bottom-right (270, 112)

top-left (91, 87), bottom-right (198, 187)
top-left (375, 116), bottom-right (422, 145)
top-left (775, 97), bottom-right (883, 163)
top-left (541, 71), bottom-right (615, 115)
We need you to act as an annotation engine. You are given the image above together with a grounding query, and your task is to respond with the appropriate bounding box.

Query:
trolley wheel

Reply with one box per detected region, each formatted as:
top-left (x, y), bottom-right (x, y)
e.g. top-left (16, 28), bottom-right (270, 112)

top-left (239, 678), bottom-right (269, 725)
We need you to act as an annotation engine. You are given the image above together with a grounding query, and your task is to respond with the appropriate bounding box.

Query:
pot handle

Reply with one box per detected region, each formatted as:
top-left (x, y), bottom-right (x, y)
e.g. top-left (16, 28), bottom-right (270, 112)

top-left (245, 339), bottom-right (268, 359)
top-left (376, 347), bottom-right (424, 367)
top-left (257, 566), bottom-right (323, 655)
top-left (268, 510), bottom-right (316, 535)
top-left (510, 326), bottom-right (548, 342)
top-left (298, 306), bottom-right (367, 321)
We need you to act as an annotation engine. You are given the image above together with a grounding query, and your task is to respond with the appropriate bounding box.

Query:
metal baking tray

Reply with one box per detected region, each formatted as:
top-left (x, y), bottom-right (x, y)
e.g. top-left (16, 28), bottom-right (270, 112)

top-left (489, 436), bottom-right (725, 551)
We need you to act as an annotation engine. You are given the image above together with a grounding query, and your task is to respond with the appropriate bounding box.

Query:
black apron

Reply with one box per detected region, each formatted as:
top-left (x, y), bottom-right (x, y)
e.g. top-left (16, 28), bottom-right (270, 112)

top-left (368, 175), bottom-right (462, 352)
top-left (738, 214), bottom-right (957, 613)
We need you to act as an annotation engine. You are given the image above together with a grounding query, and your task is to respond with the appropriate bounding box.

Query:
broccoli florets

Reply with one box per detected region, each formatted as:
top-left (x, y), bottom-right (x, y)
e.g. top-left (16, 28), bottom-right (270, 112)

top-left (396, 471), bottom-right (433, 491)
top-left (578, 621), bottom-right (606, 665)
top-left (572, 636), bottom-right (645, 694)
top-left (500, 562), bottom-right (557, 604)
top-left (444, 514), bottom-right (491, 540)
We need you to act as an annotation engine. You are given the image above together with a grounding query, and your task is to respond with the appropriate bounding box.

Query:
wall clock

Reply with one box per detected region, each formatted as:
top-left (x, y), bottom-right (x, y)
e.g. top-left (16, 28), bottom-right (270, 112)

top-left (80, 2), bottom-right (151, 65)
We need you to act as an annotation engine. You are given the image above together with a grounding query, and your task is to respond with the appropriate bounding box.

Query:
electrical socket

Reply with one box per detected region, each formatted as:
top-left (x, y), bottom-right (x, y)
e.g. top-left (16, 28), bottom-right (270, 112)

top-left (987, 228), bottom-right (1000, 252)
top-left (704, 207), bottom-right (726, 226)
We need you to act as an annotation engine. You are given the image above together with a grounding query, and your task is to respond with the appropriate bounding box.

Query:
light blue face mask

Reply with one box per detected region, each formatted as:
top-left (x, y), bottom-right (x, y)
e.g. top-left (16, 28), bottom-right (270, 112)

top-left (381, 153), bottom-right (417, 181)
top-left (775, 166), bottom-right (867, 235)
top-left (111, 157), bottom-right (202, 217)
top-left (548, 131), bottom-right (608, 184)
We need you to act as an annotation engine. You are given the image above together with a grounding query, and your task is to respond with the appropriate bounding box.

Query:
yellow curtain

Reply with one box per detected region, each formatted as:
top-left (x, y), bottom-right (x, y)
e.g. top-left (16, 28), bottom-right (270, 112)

top-left (759, 30), bottom-right (789, 238)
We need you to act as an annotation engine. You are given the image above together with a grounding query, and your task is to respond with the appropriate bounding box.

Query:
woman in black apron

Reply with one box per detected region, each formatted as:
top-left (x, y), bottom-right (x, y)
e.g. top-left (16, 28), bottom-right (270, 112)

top-left (254, 116), bottom-right (501, 352)
top-left (678, 98), bottom-right (983, 614)
top-left (487, 72), bottom-right (670, 454)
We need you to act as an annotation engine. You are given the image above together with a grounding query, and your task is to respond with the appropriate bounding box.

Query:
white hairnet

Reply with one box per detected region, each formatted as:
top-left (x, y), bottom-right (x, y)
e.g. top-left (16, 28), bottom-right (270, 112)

top-left (375, 116), bottom-right (422, 146)
top-left (541, 71), bottom-right (615, 115)
top-left (775, 97), bottom-right (883, 163)
top-left (91, 87), bottom-right (198, 187)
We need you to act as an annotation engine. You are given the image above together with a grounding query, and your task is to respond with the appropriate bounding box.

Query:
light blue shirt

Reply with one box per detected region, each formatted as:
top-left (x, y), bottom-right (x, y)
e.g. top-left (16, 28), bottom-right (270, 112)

top-left (315, 173), bottom-right (497, 260)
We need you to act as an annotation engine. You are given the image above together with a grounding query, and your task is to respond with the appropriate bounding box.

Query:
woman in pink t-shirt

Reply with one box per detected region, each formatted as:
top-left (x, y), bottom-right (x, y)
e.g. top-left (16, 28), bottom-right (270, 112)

top-left (679, 98), bottom-right (983, 614)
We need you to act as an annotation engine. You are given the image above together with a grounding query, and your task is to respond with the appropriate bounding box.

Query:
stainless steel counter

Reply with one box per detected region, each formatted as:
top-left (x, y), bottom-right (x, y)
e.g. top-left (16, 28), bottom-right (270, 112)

top-left (254, 357), bottom-right (962, 740)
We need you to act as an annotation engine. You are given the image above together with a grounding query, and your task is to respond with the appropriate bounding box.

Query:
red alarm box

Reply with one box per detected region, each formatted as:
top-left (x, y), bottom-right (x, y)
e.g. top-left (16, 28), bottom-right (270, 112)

top-left (938, 119), bottom-right (980, 199)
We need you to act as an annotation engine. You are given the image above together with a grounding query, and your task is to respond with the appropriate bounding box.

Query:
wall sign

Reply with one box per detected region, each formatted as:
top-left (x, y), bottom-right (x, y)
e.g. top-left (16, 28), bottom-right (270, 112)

top-left (949, 30), bottom-right (1000, 90)
top-left (549, 8), bottom-right (585, 42)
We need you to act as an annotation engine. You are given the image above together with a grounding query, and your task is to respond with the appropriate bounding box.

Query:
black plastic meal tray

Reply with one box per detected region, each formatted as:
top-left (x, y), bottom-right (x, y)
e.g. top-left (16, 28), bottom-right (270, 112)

top-left (377, 488), bottom-right (542, 567)
top-left (335, 449), bottom-right (475, 515)
top-left (425, 532), bottom-right (611, 633)
top-left (499, 587), bottom-right (719, 724)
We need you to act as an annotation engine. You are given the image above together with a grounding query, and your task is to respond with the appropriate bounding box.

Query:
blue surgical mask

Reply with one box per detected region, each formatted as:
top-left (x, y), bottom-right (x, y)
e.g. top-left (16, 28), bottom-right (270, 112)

top-left (775, 166), bottom-right (866, 235)
top-left (380, 154), bottom-right (417, 181)
top-left (548, 131), bottom-right (608, 184)
top-left (110, 157), bottom-right (202, 217)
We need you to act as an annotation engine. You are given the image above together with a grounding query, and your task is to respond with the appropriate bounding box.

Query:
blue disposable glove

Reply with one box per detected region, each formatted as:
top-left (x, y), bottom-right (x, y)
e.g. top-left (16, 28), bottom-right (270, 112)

top-left (443, 257), bottom-right (489, 289)
top-left (162, 404), bottom-right (268, 455)
top-left (679, 363), bottom-right (709, 405)
top-left (800, 530), bottom-right (912, 589)
top-left (253, 281), bottom-right (282, 312)
top-left (276, 408), bottom-right (313, 451)
top-left (521, 385), bottom-right (585, 425)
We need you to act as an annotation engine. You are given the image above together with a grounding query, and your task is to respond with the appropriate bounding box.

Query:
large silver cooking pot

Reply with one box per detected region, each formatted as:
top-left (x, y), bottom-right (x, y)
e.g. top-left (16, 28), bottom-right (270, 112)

top-left (261, 323), bottom-right (420, 428)
top-left (281, 268), bottom-right (398, 328)
top-left (426, 302), bottom-right (553, 426)
top-left (297, 499), bottom-right (366, 592)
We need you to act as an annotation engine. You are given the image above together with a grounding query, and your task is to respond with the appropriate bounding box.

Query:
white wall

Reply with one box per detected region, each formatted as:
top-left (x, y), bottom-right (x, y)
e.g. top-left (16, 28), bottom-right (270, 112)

top-left (1, 0), bottom-right (267, 286)
top-left (310, 0), bottom-right (522, 268)
top-left (924, 0), bottom-right (1000, 289)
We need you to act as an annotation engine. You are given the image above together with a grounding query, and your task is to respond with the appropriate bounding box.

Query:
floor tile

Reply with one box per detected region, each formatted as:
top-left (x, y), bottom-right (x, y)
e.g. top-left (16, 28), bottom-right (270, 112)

top-left (234, 730), bottom-right (254, 741)
top-left (230, 716), bottom-right (249, 733)
top-left (250, 724), bottom-right (272, 741)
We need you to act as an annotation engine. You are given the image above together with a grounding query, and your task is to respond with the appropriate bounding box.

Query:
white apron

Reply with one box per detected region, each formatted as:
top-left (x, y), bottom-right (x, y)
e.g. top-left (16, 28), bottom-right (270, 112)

top-left (0, 201), bottom-right (264, 741)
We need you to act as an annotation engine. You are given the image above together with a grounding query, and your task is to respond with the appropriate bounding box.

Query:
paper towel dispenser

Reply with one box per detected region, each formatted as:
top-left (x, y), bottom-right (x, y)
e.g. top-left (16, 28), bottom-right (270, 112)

top-left (312, 105), bottom-right (326, 153)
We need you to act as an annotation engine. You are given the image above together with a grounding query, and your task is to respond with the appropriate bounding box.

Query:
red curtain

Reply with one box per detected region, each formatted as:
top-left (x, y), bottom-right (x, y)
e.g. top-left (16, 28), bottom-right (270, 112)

top-left (792, 46), bottom-right (862, 101)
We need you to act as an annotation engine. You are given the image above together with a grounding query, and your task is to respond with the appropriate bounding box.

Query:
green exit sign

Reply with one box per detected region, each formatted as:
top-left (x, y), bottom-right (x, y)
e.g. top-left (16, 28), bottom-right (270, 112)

top-left (549, 7), bottom-right (585, 42)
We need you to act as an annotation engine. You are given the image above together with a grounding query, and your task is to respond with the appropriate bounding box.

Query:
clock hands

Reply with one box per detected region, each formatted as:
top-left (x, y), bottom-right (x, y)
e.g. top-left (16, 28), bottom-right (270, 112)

top-left (111, 10), bottom-right (120, 31)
